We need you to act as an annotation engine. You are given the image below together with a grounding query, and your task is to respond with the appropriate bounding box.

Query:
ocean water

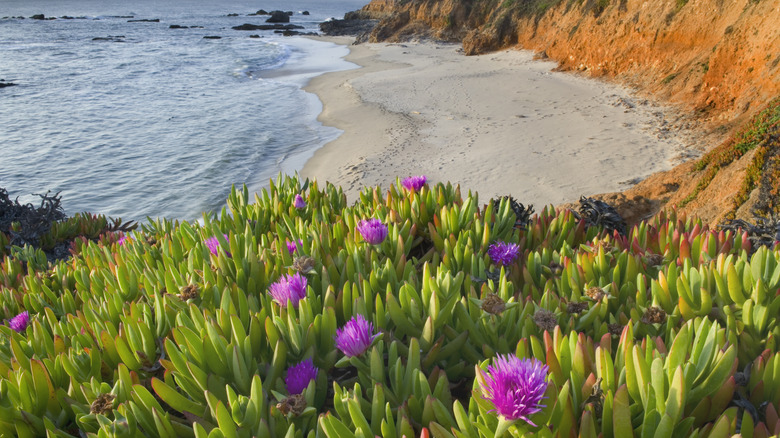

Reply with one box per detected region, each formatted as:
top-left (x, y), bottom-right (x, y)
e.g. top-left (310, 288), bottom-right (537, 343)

top-left (0, 0), bottom-right (367, 221)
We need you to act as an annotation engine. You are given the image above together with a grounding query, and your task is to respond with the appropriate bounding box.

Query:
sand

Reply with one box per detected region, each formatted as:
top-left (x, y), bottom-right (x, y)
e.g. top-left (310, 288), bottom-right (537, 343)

top-left (301, 36), bottom-right (693, 207)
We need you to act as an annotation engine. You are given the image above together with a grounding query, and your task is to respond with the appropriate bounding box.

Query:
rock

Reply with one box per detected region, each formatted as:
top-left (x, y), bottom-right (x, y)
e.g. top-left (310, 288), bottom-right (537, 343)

top-left (127, 18), bottom-right (159, 22)
top-left (232, 23), bottom-right (303, 31)
top-left (92, 35), bottom-right (126, 42)
top-left (226, 13), bottom-right (239, 17)
top-left (302, 11), bottom-right (310, 15)
top-left (256, 10), bottom-right (269, 15)
top-left (249, 34), bottom-right (261, 38)
top-left (286, 11), bottom-right (293, 16)
top-left (0, 80), bottom-right (17, 88)
top-left (30, 14), bottom-right (45, 20)
top-left (169, 24), bottom-right (189, 29)
top-left (203, 36), bottom-right (222, 39)
top-left (265, 10), bottom-right (290, 23)
top-left (319, 18), bottom-right (379, 37)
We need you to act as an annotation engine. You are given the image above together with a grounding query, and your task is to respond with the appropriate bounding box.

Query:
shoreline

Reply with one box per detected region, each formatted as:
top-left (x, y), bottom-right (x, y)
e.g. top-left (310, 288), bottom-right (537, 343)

top-left (301, 36), bottom-right (699, 207)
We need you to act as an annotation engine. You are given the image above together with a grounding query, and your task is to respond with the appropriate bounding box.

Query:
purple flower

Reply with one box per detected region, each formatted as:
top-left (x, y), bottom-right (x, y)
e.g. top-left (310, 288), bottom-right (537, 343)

top-left (285, 358), bottom-right (318, 395)
top-left (286, 239), bottom-right (303, 255)
top-left (480, 355), bottom-right (548, 426)
top-left (268, 273), bottom-right (308, 308)
top-left (335, 315), bottom-right (378, 357)
top-left (402, 175), bottom-right (427, 191)
top-left (488, 241), bottom-right (520, 267)
top-left (356, 218), bottom-right (388, 245)
top-left (117, 234), bottom-right (132, 246)
top-left (206, 234), bottom-right (231, 257)
top-left (8, 311), bottom-right (30, 333)
top-left (293, 194), bottom-right (307, 209)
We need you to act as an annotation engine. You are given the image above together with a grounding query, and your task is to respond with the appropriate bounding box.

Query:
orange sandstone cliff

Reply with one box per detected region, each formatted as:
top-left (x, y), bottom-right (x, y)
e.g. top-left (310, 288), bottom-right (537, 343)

top-left (353, 0), bottom-right (780, 226)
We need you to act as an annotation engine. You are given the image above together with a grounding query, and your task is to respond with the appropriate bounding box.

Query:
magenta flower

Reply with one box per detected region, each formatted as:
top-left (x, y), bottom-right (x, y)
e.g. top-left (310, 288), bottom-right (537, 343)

top-left (285, 358), bottom-right (318, 395)
top-left (402, 175), bottom-right (427, 191)
top-left (479, 355), bottom-right (548, 426)
top-left (356, 218), bottom-right (388, 245)
top-left (8, 311), bottom-right (30, 333)
top-left (286, 239), bottom-right (303, 255)
top-left (293, 194), bottom-right (307, 209)
top-left (488, 241), bottom-right (520, 267)
top-left (335, 315), bottom-right (378, 357)
top-left (268, 273), bottom-right (308, 308)
top-left (206, 234), bottom-right (231, 257)
top-left (117, 234), bottom-right (132, 246)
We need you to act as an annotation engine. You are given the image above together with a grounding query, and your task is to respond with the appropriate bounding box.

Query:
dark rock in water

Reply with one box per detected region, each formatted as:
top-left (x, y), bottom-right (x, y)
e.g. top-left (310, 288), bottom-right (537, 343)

top-left (92, 35), bottom-right (126, 42)
top-left (169, 24), bottom-right (189, 29)
top-left (265, 10), bottom-right (290, 23)
top-left (255, 10), bottom-right (269, 15)
top-left (0, 80), bottom-right (18, 88)
top-left (286, 11), bottom-right (293, 16)
top-left (276, 30), bottom-right (317, 37)
top-left (61, 16), bottom-right (75, 19)
top-left (302, 11), bottom-right (310, 15)
top-left (30, 14), bottom-right (45, 20)
top-left (128, 18), bottom-right (160, 22)
top-left (226, 13), bottom-right (239, 17)
top-left (232, 23), bottom-right (303, 31)
top-left (320, 18), bottom-right (379, 37)
top-left (249, 34), bottom-right (261, 38)
top-left (203, 36), bottom-right (222, 39)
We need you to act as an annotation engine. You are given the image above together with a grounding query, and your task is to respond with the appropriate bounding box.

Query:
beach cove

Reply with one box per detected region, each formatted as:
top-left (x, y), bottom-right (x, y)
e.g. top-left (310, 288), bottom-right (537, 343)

top-left (301, 36), bottom-right (698, 208)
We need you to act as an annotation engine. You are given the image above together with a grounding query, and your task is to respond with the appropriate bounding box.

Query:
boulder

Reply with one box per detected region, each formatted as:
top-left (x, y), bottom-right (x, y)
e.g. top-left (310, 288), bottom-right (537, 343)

top-left (169, 24), bottom-right (188, 29)
top-left (30, 14), bottom-right (45, 20)
top-left (255, 10), bottom-right (269, 15)
top-left (203, 36), bottom-right (221, 39)
top-left (0, 80), bottom-right (17, 88)
top-left (127, 18), bottom-right (160, 22)
top-left (302, 11), bottom-right (310, 15)
top-left (265, 10), bottom-right (289, 23)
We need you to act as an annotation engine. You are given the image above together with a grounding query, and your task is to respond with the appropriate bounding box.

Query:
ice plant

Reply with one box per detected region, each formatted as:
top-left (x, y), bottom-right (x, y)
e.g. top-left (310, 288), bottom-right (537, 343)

top-left (205, 234), bottom-right (231, 257)
top-left (268, 273), bottom-right (308, 308)
top-left (335, 315), bottom-right (378, 357)
top-left (285, 358), bottom-right (318, 395)
top-left (8, 311), bottom-right (30, 333)
top-left (357, 218), bottom-right (388, 245)
top-left (402, 175), bottom-right (427, 191)
top-left (293, 194), bottom-right (306, 209)
top-left (488, 241), bottom-right (520, 267)
top-left (480, 354), bottom-right (549, 430)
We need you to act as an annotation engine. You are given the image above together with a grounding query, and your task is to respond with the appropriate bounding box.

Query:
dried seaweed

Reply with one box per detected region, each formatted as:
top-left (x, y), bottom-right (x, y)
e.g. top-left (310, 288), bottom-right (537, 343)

top-left (0, 188), bottom-right (66, 248)
top-left (719, 215), bottom-right (780, 252)
top-left (494, 196), bottom-right (534, 230)
top-left (572, 196), bottom-right (627, 236)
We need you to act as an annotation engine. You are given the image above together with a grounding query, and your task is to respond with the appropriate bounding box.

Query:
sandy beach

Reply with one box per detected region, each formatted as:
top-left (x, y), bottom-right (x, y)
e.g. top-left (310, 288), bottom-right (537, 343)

top-left (302, 36), bottom-right (693, 207)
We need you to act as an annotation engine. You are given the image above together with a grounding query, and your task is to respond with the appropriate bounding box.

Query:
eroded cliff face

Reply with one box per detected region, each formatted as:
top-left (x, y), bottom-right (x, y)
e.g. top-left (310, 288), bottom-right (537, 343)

top-left (361, 0), bottom-right (778, 127)
top-left (356, 0), bottom-right (780, 225)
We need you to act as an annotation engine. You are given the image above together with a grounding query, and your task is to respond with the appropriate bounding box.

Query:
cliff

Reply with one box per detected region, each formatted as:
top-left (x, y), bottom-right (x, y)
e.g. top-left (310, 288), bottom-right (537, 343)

top-left (354, 0), bottom-right (780, 226)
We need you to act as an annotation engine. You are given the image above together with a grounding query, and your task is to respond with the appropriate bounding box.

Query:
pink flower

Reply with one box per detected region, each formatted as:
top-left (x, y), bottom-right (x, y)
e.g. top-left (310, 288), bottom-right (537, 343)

top-left (335, 315), bottom-right (378, 357)
top-left (402, 175), bottom-right (427, 191)
top-left (479, 355), bottom-right (548, 426)
top-left (268, 273), bottom-right (308, 308)
top-left (293, 194), bottom-right (307, 209)
top-left (356, 218), bottom-right (388, 245)
top-left (8, 311), bottom-right (30, 333)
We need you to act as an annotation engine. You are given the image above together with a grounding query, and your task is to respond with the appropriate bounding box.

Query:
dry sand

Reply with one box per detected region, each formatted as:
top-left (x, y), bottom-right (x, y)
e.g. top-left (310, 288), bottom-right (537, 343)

top-left (301, 36), bottom-right (693, 207)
